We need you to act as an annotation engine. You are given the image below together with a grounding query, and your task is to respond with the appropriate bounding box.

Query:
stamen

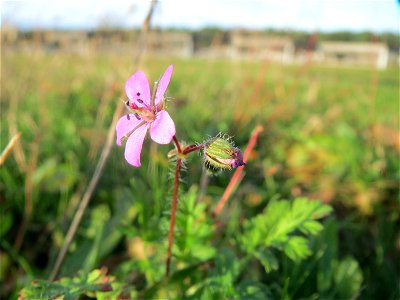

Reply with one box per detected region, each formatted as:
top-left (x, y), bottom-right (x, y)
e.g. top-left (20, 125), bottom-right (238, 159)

top-left (120, 120), bottom-right (147, 144)
top-left (134, 113), bottom-right (141, 120)
top-left (136, 98), bottom-right (152, 111)
top-left (151, 80), bottom-right (159, 107)
top-left (127, 114), bottom-right (130, 120)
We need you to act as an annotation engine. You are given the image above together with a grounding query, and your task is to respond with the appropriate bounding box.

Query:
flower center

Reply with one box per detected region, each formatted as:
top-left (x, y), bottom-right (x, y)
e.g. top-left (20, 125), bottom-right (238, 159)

top-left (140, 108), bottom-right (156, 122)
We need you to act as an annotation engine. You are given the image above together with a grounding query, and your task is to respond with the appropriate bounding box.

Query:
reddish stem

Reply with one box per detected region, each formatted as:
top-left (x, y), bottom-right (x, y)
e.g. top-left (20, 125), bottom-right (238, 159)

top-left (172, 135), bottom-right (182, 153)
top-left (166, 136), bottom-right (204, 276)
top-left (166, 157), bottom-right (182, 276)
top-left (183, 144), bottom-right (205, 155)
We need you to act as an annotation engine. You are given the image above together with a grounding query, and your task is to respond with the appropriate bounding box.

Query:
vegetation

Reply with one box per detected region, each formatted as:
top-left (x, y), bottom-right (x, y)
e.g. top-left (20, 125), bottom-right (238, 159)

top-left (1, 51), bottom-right (399, 299)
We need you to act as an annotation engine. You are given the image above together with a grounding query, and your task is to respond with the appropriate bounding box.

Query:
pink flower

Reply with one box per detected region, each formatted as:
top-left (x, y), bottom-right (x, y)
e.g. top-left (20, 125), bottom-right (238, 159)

top-left (116, 65), bottom-right (176, 167)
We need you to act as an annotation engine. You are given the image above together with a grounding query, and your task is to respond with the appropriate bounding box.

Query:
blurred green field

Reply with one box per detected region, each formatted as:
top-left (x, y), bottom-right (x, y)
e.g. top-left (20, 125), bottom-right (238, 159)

top-left (1, 51), bottom-right (399, 299)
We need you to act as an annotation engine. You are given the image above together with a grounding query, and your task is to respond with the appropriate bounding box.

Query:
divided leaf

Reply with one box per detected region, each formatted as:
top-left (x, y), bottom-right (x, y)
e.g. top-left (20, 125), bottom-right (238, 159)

top-left (283, 236), bottom-right (312, 262)
top-left (240, 197), bottom-right (332, 271)
top-left (254, 249), bottom-right (279, 273)
top-left (18, 269), bottom-right (129, 300)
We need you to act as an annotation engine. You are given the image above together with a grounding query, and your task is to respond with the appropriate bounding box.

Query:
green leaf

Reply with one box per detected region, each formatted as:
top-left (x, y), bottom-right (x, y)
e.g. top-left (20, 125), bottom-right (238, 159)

top-left (174, 185), bottom-right (216, 263)
top-left (199, 248), bottom-right (242, 299)
top-left (283, 236), bottom-right (312, 262)
top-left (254, 249), bottom-right (279, 273)
top-left (236, 280), bottom-right (273, 300)
top-left (239, 197), bottom-right (332, 271)
top-left (299, 220), bottom-right (324, 235)
top-left (316, 218), bottom-right (338, 293)
top-left (19, 269), bottom-right (126, 300)
top-left (0, 212), bottom-right (12, 239)
top-left (333, 257), bottom-right (363, 300)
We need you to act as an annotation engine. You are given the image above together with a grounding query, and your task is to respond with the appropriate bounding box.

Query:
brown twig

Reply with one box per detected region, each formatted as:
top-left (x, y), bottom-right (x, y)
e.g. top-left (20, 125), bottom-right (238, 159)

top-left (48, 0), bottom-right (159, 280)
top-left (213, 125), bottom-right (263, 218)
top-left (14, 141), bottom-right (39, 251)
top-left (7, 95), bottom-right (26, 172)
top-left (89, 80), bottom-right (116, 160)
top-left (0, 132), bottom-right (21, 167)
top-left (197, 167), bottom-right (210, 203)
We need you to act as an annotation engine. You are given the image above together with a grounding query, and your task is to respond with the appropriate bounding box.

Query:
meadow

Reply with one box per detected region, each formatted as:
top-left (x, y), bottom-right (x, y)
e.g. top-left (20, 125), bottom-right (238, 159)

top-left (1, 50), bottom-right (399, 299)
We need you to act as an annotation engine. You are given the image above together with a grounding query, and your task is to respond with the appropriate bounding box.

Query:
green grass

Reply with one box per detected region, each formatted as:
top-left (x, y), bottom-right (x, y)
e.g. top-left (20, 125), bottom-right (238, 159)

top-left (1, 51), bottom-right (399, 299)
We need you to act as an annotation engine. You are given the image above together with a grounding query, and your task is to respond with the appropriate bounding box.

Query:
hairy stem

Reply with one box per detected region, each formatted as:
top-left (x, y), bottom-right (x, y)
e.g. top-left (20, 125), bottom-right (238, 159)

top-left (166, 157), bottom-right (182, 276)
top-left (183, 144), bottom-right (204, 155)
top-left (172, 135), bottom-right (182, 153)
top-left (166, 136), bottom-right (204, 275)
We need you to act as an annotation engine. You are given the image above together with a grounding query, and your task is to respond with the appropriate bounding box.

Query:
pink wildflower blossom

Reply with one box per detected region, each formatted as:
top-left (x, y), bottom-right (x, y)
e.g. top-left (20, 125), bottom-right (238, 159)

top-left (116, 65), bottom-right (176, 167)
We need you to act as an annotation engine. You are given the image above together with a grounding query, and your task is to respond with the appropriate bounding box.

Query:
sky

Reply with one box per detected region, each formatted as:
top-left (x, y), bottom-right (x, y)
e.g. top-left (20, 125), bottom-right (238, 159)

top-left (1, 0), bottom-right (399, 33)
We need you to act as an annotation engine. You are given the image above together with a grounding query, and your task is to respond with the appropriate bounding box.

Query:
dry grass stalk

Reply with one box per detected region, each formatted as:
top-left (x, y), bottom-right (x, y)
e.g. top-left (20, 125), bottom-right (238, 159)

top-left (0, 132), bottom-right (21, 167)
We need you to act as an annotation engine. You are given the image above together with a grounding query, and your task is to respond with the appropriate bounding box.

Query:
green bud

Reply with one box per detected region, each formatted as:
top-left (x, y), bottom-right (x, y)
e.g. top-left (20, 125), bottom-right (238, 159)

top-left (203, 135), bottom-right (246, 173)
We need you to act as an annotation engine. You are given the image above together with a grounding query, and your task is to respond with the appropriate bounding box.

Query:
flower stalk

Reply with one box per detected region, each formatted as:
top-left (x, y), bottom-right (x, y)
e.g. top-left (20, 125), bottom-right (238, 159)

top-left (166, 151), bottom-right (181, 276)
top-left (165, 135), bottom-right (183, 276)
top-left (166, 136), bottom-right (205, 276)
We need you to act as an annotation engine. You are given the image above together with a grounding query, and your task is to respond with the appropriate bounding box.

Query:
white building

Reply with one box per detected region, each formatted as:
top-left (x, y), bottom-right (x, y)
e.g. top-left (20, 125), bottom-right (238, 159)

top-left (318, 41), bottom-right (389, 70)
top-left (230, 30), bottom-right (294, 63)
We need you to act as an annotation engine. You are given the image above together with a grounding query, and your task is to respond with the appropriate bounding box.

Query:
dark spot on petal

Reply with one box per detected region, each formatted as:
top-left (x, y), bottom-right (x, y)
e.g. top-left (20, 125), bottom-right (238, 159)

top-left (137, 99), bottom-right (143, 103)
top-left (137, 92), bottom-right (140, 96)
top-left (134, 113), bottom-right (141, 120)
top-left (127, 114), bottom-right (130, 120)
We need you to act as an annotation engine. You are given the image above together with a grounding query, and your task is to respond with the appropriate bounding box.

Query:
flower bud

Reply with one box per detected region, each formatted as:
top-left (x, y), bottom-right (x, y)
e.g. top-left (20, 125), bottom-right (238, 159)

top-left (203, 136), bottom-right (246, 173)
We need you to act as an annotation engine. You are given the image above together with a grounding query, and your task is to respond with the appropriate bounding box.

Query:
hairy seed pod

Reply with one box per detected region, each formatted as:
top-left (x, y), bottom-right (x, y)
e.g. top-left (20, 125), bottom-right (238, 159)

top-left (203, 136), bottom-right (245, 173)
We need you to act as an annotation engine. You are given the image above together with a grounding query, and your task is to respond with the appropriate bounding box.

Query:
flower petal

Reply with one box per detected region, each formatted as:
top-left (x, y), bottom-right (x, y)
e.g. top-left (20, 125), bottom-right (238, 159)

top-left (125, 71), bottom-right (151, 107)
top-left (115, 114), bottom-right (143, 146)
top-left (150, 110), bottom-right (176, 144)
top-left (124, 124), bottom-right (148, 167)
top-left (155, 65), bottom-right (173, 106)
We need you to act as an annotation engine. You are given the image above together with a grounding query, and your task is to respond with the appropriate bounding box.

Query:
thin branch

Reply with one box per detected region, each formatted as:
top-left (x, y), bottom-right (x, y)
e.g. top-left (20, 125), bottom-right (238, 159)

top-left (14, 141), bottom-right (39, 251)
top-left (7, 94), bottom-right (26, 172)
top-left (0, 132), bottom-right (21, 167)
top-left (197, 168), bottom-right (209, 203)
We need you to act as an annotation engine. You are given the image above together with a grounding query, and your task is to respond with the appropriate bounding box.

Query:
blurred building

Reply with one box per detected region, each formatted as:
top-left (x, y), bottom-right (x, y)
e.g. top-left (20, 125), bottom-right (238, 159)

top-left (1, 23), bottom-right (18, 45)
top-left (88, 29), bottom-right (137, 53)
top-left (318, 41), bottom-right (389, 70)
top-left (2, 27), bottom-right (396, 69)
top-left (41, 30), bottom-right (89, 54)
top-left (193, 30), bottom-right (231, 59)
top-left (146, 31), bottom-right (193, 58)
top-left (230, 30), bottom-right (295, 63)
